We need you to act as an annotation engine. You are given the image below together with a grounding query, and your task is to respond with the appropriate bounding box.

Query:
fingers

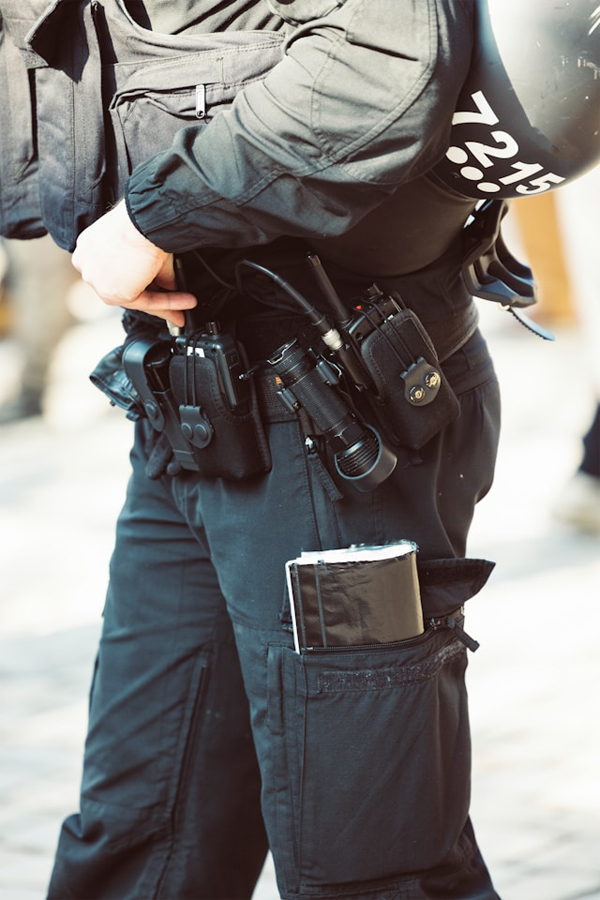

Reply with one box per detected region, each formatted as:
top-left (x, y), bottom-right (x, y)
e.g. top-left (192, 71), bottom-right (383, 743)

top-left (71, 203), bottom-right (178, 306)
top-left (121, 288), bottom-right (197, 327)
top-left (141, 308), bottom-right (187, 328)
top-left (122, 288), bottom-right (197, 311)
top-left (71, 204), bottom-right (197, 326)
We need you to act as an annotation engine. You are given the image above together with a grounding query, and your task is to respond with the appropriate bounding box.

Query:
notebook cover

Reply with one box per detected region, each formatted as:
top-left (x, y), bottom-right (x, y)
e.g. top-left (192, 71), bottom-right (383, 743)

top-left (285, 542), bottom-right (423, 653)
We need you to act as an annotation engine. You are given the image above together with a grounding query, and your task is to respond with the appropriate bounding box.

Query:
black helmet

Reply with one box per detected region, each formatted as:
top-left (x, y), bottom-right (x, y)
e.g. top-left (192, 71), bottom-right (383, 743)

top-left (432, 0), bottom-right (600, 199)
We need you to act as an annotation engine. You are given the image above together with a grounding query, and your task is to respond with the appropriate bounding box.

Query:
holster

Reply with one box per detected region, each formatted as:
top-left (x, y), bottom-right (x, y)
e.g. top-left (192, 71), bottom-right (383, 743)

top-left (118, 335), bottom-right (272, 480)
top-left (122, 338), bottom-right (202, 472)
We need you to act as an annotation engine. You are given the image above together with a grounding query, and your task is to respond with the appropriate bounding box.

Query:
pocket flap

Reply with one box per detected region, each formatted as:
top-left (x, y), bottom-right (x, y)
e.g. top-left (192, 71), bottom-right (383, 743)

top-left (0, 0), bottom-right (51, 68)
top-left (111, 54), bottom-right (224, 99)
top-left (26, 0), bottom-right (74, 67)
top-left (417, 557), bottom-right (495, 618)
top-left (111, 36), bottom-right (284, 99)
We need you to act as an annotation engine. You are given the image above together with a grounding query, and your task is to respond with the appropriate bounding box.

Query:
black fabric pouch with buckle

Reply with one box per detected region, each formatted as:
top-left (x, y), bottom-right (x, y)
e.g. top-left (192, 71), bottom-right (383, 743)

top-left (168, 332), bottom-right (271, 481)
top-left (358, 306), bottom-right (461, 450)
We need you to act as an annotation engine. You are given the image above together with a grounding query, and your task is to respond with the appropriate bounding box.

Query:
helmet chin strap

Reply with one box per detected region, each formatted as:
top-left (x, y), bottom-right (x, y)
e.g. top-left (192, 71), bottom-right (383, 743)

top-left (461, 199), bottom-right (555, 341)
top-left (504, 307), bottom-right (555, 342)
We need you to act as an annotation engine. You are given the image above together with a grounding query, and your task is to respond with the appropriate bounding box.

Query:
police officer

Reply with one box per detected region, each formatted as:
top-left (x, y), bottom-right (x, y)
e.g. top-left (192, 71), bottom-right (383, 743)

top-left (35, 0), bottom-right (596, 898)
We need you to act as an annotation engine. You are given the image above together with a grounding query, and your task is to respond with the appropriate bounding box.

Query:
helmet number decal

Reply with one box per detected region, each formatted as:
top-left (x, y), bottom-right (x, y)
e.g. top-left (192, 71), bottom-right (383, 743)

top-left (465, 131), bottom-right (520, 168)
top-left (452, 89), bottom-right (499, 127)
top-left (443, 90), bottom-right (565, 196)
top-left (513, 171), bottom-right (566, 195)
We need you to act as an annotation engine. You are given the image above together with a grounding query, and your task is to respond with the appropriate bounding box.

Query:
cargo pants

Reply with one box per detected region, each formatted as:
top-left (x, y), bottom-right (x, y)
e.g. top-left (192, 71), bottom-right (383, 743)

top-left (48, 327), bottom-right (502, 900)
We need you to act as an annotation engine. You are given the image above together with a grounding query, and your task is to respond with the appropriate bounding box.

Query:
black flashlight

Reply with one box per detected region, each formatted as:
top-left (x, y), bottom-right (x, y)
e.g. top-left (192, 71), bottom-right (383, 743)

top-left (268, 340), bottom-right (396, 491)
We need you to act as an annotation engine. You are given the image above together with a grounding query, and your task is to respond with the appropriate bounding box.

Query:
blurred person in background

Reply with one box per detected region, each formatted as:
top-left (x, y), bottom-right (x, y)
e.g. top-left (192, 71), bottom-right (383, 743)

top-left (511, 192), bottom-right (576, 327)
top-left (511, 179), bottom-right (600, 534)
top-left (553, 169), bottom-right (600, 533)
top-left (558, 404), bottom-right (600, 532)
top-left (0, 234), bottom-right (76, 424)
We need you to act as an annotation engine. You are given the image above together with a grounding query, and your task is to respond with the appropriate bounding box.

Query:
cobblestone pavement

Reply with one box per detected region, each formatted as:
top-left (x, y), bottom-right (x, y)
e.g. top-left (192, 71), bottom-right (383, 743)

top-left (1, 300), bottom-right (599, 900)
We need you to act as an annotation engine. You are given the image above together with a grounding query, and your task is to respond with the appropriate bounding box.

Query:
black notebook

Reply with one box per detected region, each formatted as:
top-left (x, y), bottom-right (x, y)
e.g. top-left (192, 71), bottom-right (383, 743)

top-left (285, 541), bottom-right (423, 653)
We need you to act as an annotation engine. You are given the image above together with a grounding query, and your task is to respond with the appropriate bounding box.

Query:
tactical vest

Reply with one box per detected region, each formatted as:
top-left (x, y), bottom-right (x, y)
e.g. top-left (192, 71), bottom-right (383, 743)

top-left (0, 0), bottom-right (285, 251)
top-left (0, 0), bottom-right (481, 277)
top-left (2, 0), bottom-right (597, 279)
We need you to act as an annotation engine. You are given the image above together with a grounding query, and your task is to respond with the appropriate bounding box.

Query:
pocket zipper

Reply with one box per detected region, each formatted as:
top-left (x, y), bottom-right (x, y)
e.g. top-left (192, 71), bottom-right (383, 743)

top-left (302, 613), bottom-right (479, 655)
top-left (426, 614), bottom-right (480, 652)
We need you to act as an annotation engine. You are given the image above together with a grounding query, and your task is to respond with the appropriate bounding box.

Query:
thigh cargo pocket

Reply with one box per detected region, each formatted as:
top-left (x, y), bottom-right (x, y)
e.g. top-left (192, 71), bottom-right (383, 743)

top-left (267, 626), bottom-right (471, 891)
top-left (266, 556), bottom-right (495, 893)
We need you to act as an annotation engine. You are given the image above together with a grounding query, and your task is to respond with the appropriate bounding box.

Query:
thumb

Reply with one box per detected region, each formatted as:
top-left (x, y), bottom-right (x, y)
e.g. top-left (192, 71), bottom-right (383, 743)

top-left (153, 254), bottom-right (177, 291)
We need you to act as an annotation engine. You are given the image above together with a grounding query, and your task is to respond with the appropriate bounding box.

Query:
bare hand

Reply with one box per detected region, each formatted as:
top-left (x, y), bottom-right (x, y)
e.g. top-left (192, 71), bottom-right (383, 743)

top-left (72, 202), bottom-right (197, 327)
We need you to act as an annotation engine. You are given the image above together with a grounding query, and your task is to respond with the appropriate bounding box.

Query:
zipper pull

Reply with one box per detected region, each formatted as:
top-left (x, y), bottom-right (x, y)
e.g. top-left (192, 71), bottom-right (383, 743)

top-left (196, 84), bottom-right (206, 119)
top-left (427, 615), bottom-right (480, 652)
top-left (445, 614), bottom-right (480, 652)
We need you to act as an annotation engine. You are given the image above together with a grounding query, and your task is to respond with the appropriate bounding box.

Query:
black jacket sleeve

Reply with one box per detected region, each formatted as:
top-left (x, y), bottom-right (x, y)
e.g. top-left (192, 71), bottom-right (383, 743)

top-left (126, 0), bottom-right (475, 252)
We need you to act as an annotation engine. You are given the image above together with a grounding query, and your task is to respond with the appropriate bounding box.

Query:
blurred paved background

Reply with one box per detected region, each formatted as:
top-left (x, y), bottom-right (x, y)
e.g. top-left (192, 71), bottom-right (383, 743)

top-left (1, 224), bottom-right (599, 899)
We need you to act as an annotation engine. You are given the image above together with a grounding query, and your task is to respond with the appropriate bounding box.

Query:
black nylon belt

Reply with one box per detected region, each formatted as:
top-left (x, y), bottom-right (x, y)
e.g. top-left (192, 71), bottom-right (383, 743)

top-left (252, 300), bottom-right (480, 425)
top-left (239, 299), bottom-right (479, 368)
top-left (423, 301), bottom-right (479, 363)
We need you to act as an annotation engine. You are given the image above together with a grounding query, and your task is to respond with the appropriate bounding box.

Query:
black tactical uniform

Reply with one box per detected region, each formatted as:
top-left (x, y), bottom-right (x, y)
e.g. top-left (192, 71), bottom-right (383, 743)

top-left (38, 1), bottom-right (502, 897)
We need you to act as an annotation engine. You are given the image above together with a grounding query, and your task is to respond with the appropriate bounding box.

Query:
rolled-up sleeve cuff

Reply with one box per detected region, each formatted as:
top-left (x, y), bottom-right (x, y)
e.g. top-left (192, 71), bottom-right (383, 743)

top-left (125, 155), bottom-right (222, 252)
top-left (125, 149), bottom-right (307, 253)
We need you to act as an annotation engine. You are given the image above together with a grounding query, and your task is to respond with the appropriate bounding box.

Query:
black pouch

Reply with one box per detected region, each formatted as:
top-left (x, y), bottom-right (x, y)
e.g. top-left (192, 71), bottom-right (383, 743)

top-left (169, 343), bottom-right (271, 481)
top-left (359, 307), bottom-right (460, 450)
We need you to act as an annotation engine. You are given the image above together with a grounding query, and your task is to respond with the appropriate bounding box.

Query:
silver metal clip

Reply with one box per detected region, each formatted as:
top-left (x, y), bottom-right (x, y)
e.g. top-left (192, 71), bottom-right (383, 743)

top-left (195, 84), bottom-right (206, 119)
